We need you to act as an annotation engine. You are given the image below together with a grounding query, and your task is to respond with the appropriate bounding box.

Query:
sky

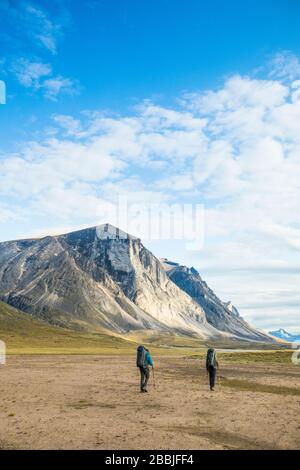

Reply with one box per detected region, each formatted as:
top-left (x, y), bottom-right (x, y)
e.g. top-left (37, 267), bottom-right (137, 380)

top-left (0, 0), bottom-right (300, 333)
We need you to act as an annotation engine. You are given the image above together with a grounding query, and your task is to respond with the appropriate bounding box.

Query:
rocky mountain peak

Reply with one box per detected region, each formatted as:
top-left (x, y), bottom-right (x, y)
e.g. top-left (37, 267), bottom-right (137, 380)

top-left (95, 223), bottom-right (139, 241)
top-left (0, 225), bottom-right (273, 342)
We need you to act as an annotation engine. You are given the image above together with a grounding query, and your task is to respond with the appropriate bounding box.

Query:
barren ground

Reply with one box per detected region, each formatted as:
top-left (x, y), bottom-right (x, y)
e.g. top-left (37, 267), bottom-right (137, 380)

top-left (0, 355), bottom-right (299, 450)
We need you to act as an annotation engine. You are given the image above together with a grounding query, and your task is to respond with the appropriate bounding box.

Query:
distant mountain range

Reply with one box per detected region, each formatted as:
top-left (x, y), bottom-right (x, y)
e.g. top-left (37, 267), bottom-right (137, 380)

top-left (0, 223), bottom-right (273, 343)
top-left (268, 329), bottom-right (300, 343)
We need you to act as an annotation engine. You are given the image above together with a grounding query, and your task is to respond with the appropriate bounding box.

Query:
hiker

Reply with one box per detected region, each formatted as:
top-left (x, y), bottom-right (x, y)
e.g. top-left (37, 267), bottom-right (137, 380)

top-left (206, 348), bottom-right (219, 391)
top-left (136, 345), bottom-right (154, 393)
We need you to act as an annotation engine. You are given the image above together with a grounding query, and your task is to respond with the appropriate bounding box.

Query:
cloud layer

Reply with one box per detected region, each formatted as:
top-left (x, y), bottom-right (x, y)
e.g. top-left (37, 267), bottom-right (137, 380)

top-left (1, 52), bottom-right (300, 332)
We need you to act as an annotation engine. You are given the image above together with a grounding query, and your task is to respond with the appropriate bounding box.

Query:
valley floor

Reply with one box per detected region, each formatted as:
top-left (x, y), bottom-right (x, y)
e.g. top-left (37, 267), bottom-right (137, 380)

top-left (0, 355), bottom-right (299, 450)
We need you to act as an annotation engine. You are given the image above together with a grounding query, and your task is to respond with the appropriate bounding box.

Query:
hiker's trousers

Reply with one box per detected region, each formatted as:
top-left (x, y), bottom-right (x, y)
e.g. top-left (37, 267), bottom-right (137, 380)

top-left (139, 366), bottom-right (150, 391)
top-left (208, 366), bottom-right (217, 389)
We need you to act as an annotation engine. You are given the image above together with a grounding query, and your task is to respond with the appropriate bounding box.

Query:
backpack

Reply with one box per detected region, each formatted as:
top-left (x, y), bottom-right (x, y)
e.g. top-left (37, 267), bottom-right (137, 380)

top-left (207, 348), bottom-right (216, 367)
top-left (136, 345), bottom-right (147, 368)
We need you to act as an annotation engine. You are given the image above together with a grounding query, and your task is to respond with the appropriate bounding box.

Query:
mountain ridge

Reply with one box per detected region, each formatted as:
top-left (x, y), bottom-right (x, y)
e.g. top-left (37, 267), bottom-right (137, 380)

top-left (161, 258), bottom-right (270, 341)
top-left (0, 224), bottom-right (273, 343)
top-left (269, 329), bottom-right (300, 343)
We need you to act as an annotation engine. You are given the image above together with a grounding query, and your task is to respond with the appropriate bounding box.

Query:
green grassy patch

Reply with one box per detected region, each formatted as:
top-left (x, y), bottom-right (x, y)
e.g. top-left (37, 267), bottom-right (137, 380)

top-left (220, 351), bottom-right (293, 364)
top-left (189, 350), bottom-right (293, 364)
top-left (220, 377), bottom-right (300, 396)
top-left (67, 399), bottom-right (116, 410)
top-left (167, 425), bottom-right (276, 450)
top-left (0, 301), bottom-right (138, 355)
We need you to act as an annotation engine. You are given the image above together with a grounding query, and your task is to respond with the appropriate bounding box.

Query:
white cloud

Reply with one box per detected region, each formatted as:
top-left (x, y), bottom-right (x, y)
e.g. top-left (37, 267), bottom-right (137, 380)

top-left (260, 223), bottom-right (300, 250)
top-left (0, 138), bottom-right (123, 199)
top-left (0, 203), bottom-right (24, 223)
top-left (0, 1), bottom-right (69, 55)
top-left (52, 115), bottom-right (82, 135)
top-left (12, 59), bottom-right (78, 100)
top-left (24, 2), bottom-right (69, 55)
top-left (268, 50), bottom-right (300, 82)
top-left (25, 4), bottom-right (60, 54)
top-left (183, 75), bottom-right (288, 113)
top-left (43, 76), bottom-right (78, 101)
top-left (12, 59), bottom-right (52, 89)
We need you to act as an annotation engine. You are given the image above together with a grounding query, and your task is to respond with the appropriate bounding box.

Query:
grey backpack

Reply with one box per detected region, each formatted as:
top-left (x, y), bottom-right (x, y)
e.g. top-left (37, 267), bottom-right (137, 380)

top-left (136, 345), bottom-right (147, 367)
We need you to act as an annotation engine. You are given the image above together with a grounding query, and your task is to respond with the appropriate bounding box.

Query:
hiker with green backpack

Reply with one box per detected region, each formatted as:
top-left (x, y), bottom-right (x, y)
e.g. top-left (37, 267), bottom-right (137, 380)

top-left (136, 345), bottom-right (154, 393)
top-left (206, 348), bottom-right (219, 391)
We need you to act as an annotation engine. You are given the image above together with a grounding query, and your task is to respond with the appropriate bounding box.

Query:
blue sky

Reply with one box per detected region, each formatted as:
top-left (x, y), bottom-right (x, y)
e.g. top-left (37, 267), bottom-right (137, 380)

top-left (0, 0), bottom-right (300, 332)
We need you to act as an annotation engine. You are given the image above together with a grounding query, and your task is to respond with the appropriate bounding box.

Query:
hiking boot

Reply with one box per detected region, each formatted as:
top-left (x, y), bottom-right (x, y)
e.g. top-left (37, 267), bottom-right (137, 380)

top-left (210, 387), bottom-right (214, 391)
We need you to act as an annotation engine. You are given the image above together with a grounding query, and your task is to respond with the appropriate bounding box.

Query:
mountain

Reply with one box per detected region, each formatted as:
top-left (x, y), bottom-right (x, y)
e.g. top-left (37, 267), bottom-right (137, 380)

top-left (0, 224), bottom-right (220, 339)
top-left (269, 329), bottom-right (300, 343)
top-left (161, 259), bottom-right (270, 342)
top-left (0, 224), bottom-right (273, 342)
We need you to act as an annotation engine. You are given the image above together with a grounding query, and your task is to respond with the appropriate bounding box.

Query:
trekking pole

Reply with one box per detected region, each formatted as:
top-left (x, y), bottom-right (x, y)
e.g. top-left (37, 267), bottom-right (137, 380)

top-left (152, 367), bottom-right (156, 389)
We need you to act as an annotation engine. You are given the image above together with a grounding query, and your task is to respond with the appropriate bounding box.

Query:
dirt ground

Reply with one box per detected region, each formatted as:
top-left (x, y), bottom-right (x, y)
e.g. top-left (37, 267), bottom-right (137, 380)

top-left (0, 355), bottom-right (299, 450)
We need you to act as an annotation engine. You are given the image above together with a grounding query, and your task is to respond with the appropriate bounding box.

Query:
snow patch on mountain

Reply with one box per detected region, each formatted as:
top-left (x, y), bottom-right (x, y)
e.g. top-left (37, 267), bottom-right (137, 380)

top-left (269, 329), bottom-right (300, 342)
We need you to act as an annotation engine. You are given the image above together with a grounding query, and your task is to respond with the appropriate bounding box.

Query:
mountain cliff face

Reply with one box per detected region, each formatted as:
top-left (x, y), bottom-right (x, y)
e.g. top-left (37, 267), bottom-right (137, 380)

top-left (0, 225), bottom-right (219, 338)
top-left (161, 259), bottom-right (270, 342)
top-left (0, 224), bottom-right (272, 342)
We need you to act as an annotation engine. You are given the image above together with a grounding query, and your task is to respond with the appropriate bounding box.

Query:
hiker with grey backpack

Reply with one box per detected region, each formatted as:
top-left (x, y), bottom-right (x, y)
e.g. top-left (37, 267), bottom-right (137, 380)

top-left (206, 348), bottom-right (219, 391)
top-left (136, 345), bottom-right (154, 393)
